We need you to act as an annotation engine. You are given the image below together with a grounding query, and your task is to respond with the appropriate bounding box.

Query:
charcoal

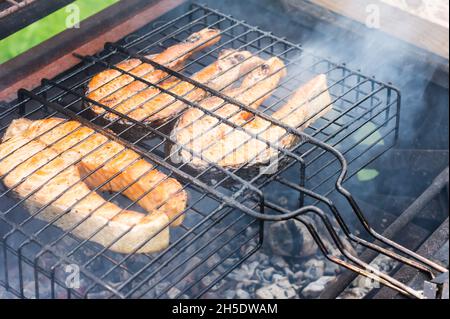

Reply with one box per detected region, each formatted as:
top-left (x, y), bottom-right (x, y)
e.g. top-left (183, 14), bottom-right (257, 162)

top-left (267, 220), bottom-right (318, 257)
top-left (255, 280), bottom-right (297, 299)
top-left (301, 276), bottom-right (336, 298)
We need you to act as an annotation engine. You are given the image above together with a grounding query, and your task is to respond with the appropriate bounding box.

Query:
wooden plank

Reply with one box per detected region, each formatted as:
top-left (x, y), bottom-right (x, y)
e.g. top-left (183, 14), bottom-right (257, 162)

top-left (0, 0), bottom-right (185, 102)
top-left (380, 0), bottom-right (448, 29)
top-left (308, 0), bottom-right (449, 59)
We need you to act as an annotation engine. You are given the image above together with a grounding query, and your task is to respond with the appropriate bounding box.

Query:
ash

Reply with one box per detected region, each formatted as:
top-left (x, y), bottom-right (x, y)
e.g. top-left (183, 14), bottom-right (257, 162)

top-left (338, 254), bottom-right (399, 299)
top-left (200, 219), bottom-right (342, 299)
top-left (201, 250), bottom-right (341, 299)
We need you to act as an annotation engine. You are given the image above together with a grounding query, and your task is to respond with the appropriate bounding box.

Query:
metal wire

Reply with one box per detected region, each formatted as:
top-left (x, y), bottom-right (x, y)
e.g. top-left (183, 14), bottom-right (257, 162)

top-left (1, 3), bottom-right (443, 299)
top-left (0, 0), bottom-right (35, 19)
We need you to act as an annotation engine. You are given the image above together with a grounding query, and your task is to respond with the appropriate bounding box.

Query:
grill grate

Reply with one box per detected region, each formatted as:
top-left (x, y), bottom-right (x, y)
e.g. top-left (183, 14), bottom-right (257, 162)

top-left (0, 0), bottom-right (36, 19)
top-left (0, 3), bottom-right (443, 299)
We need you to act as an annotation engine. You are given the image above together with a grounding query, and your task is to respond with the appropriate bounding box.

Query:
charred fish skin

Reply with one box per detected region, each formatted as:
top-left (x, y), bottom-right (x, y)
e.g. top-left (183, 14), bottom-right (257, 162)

top-left (171, 73), bottom-right (333, 175)
top-left (169, 56), bottom-right (287, 170)
top-left (0, 118), bottom-right (188, 254)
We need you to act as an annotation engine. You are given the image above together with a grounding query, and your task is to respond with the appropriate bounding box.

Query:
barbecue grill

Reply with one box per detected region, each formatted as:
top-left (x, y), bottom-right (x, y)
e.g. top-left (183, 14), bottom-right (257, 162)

top-left (0, 0), bottom-right (448, 299)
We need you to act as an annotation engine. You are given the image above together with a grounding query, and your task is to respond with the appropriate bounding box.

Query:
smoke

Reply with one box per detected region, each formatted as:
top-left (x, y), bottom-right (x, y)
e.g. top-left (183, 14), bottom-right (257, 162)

top-left (209, 0), bottom-right (447, 140)
top-left (291, 0), bottom-right (448, 151)
top-left (205, 0), bottom-right (448, 210)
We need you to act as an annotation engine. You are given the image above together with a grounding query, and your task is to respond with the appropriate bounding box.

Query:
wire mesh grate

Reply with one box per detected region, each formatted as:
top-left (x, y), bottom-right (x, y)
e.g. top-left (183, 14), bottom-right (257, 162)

top-left (0, 0), bottom-right (36, 19)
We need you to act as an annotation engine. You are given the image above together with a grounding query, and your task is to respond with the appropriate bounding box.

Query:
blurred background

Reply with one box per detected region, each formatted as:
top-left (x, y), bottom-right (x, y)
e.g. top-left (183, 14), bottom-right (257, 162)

top-left (1, 0), bottom-right (448, 64)
top-left (0, 0), bottom-right (118, 64)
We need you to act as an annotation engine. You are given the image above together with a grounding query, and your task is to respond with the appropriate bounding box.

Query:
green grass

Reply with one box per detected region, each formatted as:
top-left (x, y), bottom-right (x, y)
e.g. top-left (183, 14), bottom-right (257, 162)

top-left (0, 0), bottom-right (119, 64)
top-left (357, 168), bottom-right (379, 182)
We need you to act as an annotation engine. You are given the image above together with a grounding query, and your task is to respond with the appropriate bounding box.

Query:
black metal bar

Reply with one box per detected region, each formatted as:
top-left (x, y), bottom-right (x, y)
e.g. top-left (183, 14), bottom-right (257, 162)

top-left (320, 167), bottom-right (450, 299)
top-left (374, 218), bottom-right (449, 299)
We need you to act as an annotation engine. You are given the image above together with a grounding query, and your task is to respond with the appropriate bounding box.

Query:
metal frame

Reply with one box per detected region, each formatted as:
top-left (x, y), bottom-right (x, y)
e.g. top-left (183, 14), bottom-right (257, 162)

top-left (0, 3), bottom-right (445, 299)
top-left (0, 0), bottom-right (36, 19)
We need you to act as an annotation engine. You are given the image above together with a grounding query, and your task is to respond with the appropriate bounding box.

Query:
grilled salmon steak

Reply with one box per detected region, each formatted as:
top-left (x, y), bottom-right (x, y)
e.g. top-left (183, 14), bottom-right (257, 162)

top-left (87, 28), bottom-right (221, 107)
top-left (90, 49), bottom-right (264, 125)
top-left (171, 74), bottom-right (333, 169)
top-left (0, 118), bottom-right (187, 254)
top-left (169, 56), bottom-right (286, 167)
